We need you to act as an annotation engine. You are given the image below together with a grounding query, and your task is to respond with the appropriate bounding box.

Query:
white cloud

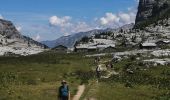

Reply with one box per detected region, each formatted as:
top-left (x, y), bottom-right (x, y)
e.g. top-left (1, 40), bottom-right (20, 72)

top-left (99, 8), bottom-right (137, 28)
top-left (100, 13), bottom-right (120, 25)
top-left (16, 26), bottom-right (22, 32)
top-left (0, 15), bottom-right (4, 19)
top-left (71, 22), bottom-right (92, 33)
top-left (49, 16), bottom-right (72, 27)
top-left (49, 15), bottom-right (93, 36)
top-left (119, 12), bottom-right (133, 23)
top-left (48, 5), bottom-right (137, 37)
top-left (59, 21), bottom-right (92, 36)
top-left (34, 34), bottom-right (41, 41)
top-left (63, 32), bottom-right (69, 36)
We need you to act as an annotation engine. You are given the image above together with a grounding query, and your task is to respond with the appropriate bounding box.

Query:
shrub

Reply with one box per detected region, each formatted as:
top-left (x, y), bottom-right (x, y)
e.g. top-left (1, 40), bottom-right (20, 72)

top-left (75, 70), bottom-right (96, 84)
top-left (0, 72), bottom-right (18, 86)
top-left (27, 79), bottom-right (37, 85)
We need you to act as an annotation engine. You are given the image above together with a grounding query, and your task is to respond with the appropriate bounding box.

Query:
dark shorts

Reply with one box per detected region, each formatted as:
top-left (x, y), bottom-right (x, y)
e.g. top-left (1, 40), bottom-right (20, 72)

top-left (96, 71), bottom-right (101, 78)
top-left (60, 96), bottom-right (68, 100)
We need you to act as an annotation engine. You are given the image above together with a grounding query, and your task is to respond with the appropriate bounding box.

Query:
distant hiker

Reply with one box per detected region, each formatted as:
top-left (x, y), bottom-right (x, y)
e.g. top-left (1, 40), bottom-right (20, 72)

top-left (105, 63), bottom-right (109, 69)
top-left (58, 80), bottom-right (70, 100)
top-left (94, 57), bottom-right (98, 64)
top-left (110, 63), bottom-right (113, 69)
top-left (96, 65), bottom-right (102, 79)
top-left (95, 57), bottom-right (100, 64)
top-left (98, 56), bottom-right (101, 62)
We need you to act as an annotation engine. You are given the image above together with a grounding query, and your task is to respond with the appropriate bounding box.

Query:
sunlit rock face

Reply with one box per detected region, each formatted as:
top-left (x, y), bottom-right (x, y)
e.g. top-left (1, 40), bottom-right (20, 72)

top-left (0, 19), bottom-right (48, 56)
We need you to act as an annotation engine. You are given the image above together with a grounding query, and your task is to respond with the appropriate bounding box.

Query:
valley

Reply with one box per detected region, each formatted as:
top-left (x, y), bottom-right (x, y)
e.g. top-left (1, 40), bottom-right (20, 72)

top-left (0, 0), bottom-right (170, 100)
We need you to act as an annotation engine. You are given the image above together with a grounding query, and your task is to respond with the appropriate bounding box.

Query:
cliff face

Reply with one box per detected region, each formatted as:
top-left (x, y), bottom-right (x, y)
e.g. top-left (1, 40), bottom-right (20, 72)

top-left (135, 0), bottom-right (155, 23)
top-left (0, 19), bottom-right (48, 56)
top-left (0, 19), bottom-right (21, 39)
top-left (0, 19), bottom-right (47, 48)
top-left (135, 0), bottom-right (170, 28)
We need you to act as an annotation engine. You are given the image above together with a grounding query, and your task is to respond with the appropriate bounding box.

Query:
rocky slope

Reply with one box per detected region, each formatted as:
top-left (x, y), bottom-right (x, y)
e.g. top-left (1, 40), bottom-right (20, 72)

top-left (0, 19), bottom-right (48, 56)
top-left (134, 0), bottom-right (170, 42)
top-left (135, 0), bottom-right (170, 28)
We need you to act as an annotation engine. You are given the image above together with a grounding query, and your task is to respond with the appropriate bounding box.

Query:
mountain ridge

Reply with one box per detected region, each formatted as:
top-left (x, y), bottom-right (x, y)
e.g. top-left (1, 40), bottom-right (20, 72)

top-left (42, 23), bottom-right (134, 48)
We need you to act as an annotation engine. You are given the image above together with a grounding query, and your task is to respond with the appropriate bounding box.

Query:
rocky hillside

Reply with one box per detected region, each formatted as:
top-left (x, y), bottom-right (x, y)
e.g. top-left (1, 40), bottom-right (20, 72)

top-left (133, 0), bottom-right (170, 46)
top-left (135, 0), bottom-right (170, 28)
top-left (0, 19), bottom-right (48, 56)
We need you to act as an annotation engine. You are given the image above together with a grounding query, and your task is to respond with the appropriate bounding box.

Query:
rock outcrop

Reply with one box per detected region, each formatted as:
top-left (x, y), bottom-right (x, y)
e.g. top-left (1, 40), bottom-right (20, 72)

top-left (0, 19), bottom-right (48, 56)
top-left (135, 0), bottom-right (170, 28)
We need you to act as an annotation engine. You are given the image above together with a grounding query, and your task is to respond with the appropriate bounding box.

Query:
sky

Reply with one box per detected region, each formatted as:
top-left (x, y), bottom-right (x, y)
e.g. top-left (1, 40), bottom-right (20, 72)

top-left (0, 0), bottom-right (139, 41)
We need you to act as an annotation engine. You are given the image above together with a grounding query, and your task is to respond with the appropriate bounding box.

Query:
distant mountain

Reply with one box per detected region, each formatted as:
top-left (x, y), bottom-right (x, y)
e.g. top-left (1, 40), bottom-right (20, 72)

top-left (42, 23), bottom-right (134, 48)
top-left (0, 19), bottom-right (48, 56)
top-left (42, 29), bottom-right (109, 48)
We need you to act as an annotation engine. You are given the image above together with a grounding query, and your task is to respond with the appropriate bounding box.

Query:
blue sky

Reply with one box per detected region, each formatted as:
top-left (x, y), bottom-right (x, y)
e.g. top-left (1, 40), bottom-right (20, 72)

top-left (0, 0), bottom-right (139, 41)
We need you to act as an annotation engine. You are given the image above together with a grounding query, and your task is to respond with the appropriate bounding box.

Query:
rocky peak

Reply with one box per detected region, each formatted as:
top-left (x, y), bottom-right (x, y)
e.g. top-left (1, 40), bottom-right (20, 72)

top-left (135, 0), bottom-right (155, 22)
top-left (0, 19), bottom-right (48, 56)
top-left (0, 19), bottom-right (21, 39)
top-left (135, 0), bottom-right (170, 28)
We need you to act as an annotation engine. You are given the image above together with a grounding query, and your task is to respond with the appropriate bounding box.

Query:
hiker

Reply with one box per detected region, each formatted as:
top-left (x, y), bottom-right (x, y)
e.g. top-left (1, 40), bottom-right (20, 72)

top-left (96, 65), bottom-right (101, 79)
top-left (94, 57), bottom-right (98, 64)
top-left (105, 63), bottom-right (109, 69)
top-left (110, 63), bottom-right (113, 69)
top-left (97, 56), bottom-right (101, 62)
top-left (58, 80), bottom-right (70, 100)
top-left (95, 57), bottom-right (100, 64)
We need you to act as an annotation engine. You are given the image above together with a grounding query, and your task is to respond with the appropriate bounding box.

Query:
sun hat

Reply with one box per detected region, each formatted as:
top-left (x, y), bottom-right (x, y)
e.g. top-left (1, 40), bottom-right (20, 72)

top-left (61, 80), bottom-right (67, 84)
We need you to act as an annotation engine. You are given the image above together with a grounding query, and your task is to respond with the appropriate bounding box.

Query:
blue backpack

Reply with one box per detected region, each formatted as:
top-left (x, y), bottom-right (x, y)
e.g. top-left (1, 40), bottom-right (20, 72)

top-left (60, 86), bottom-right (69, 97)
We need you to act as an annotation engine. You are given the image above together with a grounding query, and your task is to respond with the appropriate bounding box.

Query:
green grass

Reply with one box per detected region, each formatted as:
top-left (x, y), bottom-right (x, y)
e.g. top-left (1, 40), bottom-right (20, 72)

top-left (96, 82), bottom-right (166, 100)
top-left (81, 80), bottom-right (167, 100)
top-left (0, 51), bottom-right (93, 100)
top-left (0, 50), bottom-right (170, 100)
top-left (81, 55), bottom-right (170, 100)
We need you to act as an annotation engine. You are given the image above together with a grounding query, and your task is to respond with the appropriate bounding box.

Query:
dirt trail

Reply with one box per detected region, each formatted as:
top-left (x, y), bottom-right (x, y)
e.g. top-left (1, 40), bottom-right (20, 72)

top-left (72, 85), bottom-right (85, 100)
top-left (73, 59), bottom-right (118, 100)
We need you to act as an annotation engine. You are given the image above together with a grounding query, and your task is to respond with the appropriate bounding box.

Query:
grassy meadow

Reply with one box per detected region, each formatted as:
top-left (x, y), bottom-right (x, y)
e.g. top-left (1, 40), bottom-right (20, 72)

top-left (81, 55), bottom-right (170, 100)
top-left (0, 51), bottom-right (94, 100)
top-left (0, 51), bottom-right (170, 100)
